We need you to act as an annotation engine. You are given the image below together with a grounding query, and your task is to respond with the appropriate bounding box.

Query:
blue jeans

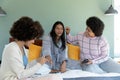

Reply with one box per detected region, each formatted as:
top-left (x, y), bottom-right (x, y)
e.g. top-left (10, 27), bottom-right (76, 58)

top-left (81, 63), bottom-right (106, 74)
top-left (99, 58), bottom-right (120, 73)
top-left (81, 58), bottom-right (120, 73)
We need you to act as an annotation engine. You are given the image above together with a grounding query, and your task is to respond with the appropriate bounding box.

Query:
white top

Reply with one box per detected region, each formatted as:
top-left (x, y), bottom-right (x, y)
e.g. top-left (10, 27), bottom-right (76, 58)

top-left (0, 42), bottom-right (42, 80)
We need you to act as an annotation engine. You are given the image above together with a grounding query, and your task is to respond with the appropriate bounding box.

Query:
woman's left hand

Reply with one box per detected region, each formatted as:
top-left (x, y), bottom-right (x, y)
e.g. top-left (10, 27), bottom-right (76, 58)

top-left (60, 61), bottom-right (66, 73)
top-left (86, 60), bottom-right (93, 64)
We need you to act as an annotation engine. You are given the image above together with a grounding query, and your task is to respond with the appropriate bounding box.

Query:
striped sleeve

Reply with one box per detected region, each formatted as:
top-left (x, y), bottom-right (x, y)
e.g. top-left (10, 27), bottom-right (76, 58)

top-left (92, 37), bottom-right (109, 64)
top-left (66, 34), bottom-right (79, 45)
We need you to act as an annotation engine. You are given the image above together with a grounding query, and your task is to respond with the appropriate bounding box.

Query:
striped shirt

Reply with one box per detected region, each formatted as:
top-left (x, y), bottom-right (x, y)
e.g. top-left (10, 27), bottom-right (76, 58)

top-left (67, 32), bottom-right (109, 64)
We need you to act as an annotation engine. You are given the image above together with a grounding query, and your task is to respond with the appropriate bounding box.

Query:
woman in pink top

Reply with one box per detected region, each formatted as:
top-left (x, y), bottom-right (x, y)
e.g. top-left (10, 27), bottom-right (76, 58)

top-left (66, 16), bottom-right (120, 73)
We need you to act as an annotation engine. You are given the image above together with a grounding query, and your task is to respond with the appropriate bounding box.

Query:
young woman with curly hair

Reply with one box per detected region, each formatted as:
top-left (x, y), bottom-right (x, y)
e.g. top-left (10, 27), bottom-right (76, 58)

top-left (66, 16), bottom-right (120, 74)
top-left (0, 17), bottom-right (62, 80)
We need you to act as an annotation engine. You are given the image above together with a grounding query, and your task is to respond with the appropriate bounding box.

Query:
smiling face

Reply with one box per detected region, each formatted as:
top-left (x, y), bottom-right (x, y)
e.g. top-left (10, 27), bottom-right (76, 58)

top-left (55, 24), bottom-right (64, 38)
top-left (85, 27), bottom-right (95, 38)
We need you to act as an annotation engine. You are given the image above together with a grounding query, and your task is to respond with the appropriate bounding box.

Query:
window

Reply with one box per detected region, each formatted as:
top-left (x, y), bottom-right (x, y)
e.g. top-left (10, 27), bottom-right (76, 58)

top-left (114, 0), bottom-right (120, 57)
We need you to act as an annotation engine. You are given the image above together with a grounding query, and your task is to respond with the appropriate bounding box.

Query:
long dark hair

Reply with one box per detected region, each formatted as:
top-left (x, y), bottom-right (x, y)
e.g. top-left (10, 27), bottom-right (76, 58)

top-left (50, 21), bottom-right (66, 50)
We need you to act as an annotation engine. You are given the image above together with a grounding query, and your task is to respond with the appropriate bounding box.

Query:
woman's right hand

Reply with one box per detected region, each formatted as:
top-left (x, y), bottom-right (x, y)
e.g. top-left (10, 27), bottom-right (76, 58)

top-left (65, 27), bottom-right (70, 35)
top-left (37, 57), bottom-right (48, 65)
top-left (45, 55), bottom-right (52, 64)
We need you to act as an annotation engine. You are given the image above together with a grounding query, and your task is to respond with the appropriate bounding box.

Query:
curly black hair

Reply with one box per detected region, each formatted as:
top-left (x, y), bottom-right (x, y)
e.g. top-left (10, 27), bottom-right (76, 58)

top-left (10, 16), bottom-right (44, 41)
top-left (50, 21), bottom-right (66, 50)
top-left (86, 16), bottom-right (104, 36)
